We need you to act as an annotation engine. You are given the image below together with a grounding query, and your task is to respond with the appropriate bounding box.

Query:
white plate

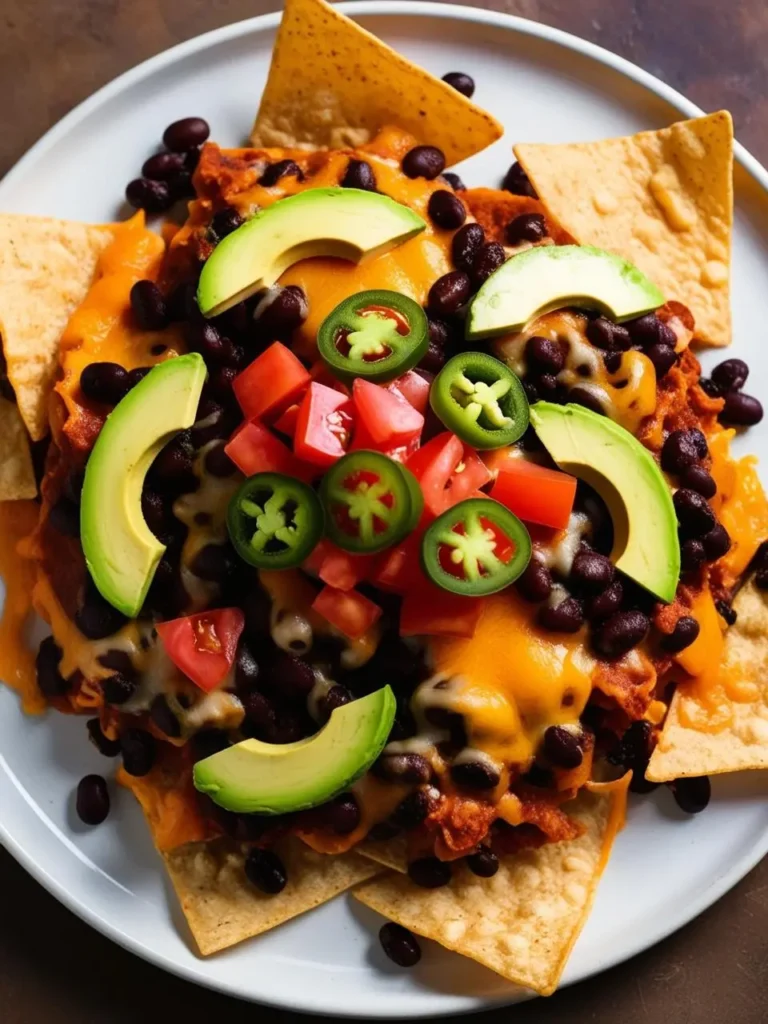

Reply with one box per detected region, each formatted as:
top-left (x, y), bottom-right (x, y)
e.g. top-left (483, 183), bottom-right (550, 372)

top-left (1, 2), bottom-right (767, 1017)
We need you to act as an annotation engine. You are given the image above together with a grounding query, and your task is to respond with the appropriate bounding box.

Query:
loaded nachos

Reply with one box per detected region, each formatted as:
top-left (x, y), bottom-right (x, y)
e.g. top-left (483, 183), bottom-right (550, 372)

top-left (1, 0), bottom-right (767, 998)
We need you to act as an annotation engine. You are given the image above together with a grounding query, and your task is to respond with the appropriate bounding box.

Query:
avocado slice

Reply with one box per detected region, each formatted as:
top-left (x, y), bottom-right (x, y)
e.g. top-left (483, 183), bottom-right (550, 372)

top-left (81, 354), bottom-right (207, 617)
top-left (194, 685), bottom-right (396, 814)
top-left (530, 402), bottom-right (680, 603)
top-left (197, 188), bottom-right (426, 317)
top-left (466, 244), bottom-right (664, 340)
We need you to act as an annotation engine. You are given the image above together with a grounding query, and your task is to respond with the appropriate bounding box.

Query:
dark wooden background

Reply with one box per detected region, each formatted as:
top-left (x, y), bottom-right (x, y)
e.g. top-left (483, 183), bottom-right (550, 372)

top-left (1, 1), bottom-right (767, 1021)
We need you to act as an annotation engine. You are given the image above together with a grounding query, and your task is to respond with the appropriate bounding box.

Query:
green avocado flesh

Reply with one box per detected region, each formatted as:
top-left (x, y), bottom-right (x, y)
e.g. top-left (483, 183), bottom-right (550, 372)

top-left (466, 244), bottom-right (665, 340)
top-left (80, 354), bottom-right (207, 617)
top-left (194, 685), bottom-right (397, 815)
top-left (197, 188), bottom-right (426, 317)
top-left (530, 402), bottom-right (680, 603)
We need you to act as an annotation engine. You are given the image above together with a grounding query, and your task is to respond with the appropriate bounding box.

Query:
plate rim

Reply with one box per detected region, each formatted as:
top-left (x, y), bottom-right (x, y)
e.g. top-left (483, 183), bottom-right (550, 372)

top-left (1, 2), bottom-right (767, 1015)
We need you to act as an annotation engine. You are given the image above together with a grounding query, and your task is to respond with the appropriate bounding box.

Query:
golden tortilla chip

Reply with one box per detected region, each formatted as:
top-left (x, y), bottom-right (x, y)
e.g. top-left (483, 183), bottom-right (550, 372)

top-left (250, 0), bottom-right (502, 165)
top-left (164, 837), bottom-right (382, 956)
top-left (648, 579), bottom-right (768, 781)
top-left (0, 398), bottom-right (36, 499)
top-left (357, 834), bottom-right (408, 873)
top-left (514, 112), bottom-right (733, 346)
top-left (354, 778), bottom-right (629, 996)
top-left (0, 215), bottom-right (112, 440)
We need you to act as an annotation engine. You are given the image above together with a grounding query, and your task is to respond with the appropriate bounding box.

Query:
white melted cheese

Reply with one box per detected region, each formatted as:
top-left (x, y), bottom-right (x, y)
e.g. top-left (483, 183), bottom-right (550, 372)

top-left (538, 512), bottom-right (591, 577)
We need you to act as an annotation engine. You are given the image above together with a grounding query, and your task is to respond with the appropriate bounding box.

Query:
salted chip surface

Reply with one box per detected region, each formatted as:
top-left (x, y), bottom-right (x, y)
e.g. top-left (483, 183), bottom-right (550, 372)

top-left (514, 112), bottom-right (733, 346)
top-left (250, 0), bottom-right (502, 165)
top-left (0, 398), bottom-right (36, 499)
top-left (164, 837), bottom-right (382, 956)
top-left (354, 779), bottom-right (629, 995)
top-left (0, 214), bottom-right (112, 440)
top-left (648, 579), bottom-right (768, 781)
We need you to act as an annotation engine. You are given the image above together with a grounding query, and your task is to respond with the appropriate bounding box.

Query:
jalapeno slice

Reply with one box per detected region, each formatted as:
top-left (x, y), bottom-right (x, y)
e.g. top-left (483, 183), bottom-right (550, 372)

top-left (227, 472), bottom-right (324, 569)
top-left (317, 289), bottom-right (429, 383)
top-left (320, 450), bottom-right (423, 553)
top-left (421, 497), bottom-right (531, 596)
top-left (430, 352), bottom-right (529, 449)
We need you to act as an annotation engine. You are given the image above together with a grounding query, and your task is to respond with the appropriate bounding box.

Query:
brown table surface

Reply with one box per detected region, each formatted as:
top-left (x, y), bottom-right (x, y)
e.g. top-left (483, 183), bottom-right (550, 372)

top-left (1, 1), bottom-right (767, 1021)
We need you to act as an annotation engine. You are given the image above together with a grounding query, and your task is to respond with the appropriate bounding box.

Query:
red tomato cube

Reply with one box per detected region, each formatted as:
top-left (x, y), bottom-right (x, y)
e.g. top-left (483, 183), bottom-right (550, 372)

top-left (233, 342), bottom-right (310, 421)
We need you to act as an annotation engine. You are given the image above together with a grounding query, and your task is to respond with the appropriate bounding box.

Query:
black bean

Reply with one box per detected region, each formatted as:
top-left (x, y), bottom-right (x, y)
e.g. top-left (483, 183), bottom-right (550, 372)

top-left (48, 497), bottom-right (80, 538)
top-left (341, 159), bottom-right (377, 191)
top-left (471, 242), bottom-right (505, 287)
top-left (207, 365), bottom-right (237, 400)
top-left (701, 523), bottom-right (732, 561)
top-left (75, 583), bottom-right (127, 640)
top-left (423, 706), bottom-right (467, 748)
top-left (379, 923), bottom-right (422, 967)
top-left (244, 848), bottom-right (287, 894)
top-left (699, 377), bottom-right (722, 399)
top-left (526, 336), bottom-right (563, 375)
top-left (150, 695), bottom-right (181, 737)
top-left (98, 649), bottom-right (136, 677)
top-left (427, 189), bottom-right (466, 230)
top-left (373, 753), bottom-right (432, 785)
top-left (646, 343), bottom-right (677, 378)
top-left (680, 538), bottom-right (706, 572)
top-left (80, 362), bottom-right (129, 405)
top-left (427, 270), bottom-right (471, 317)
top-left (368, 821), bottom-right (402, 841)
top-left (441, 171), bottom-right (466, 192)
top-left (235, 642), bottom-right (260, 693)
top-left (259, 159), bottom-right (304, 187)
top-left (716, 599), bottom-right (737, 625)
top-left (125, 178), bottom-right (173, 213)
top-left (86, 718), bottom-right (121, 757)
top-left (755, 568), bottom-right (768, 590)
top-left (142, 151), bottom-right (186, 181)
top-left (169, 170), bottom-right (195, 200)
top-left (661, 616), bottom-right (700, 653)
top-left (670, 776), bottom-right (711, 814)
top-left (208, 207), bottom-right (244, 242)
top-left (76, 775), bottom-right (110, 825)
top-left (150, 431), bottom-right (195, 488)
top-left (257, 285), bottom-right (309, 336)
top-left (101, 673), bottom-right (136, 705)
top-left (204, 442), bottom-right (236, 477)
top-left (390, 789), bottom-right (432, 829)
top-left (318, 684), bottom-right (353, 721)
top-left (260, 649), bottom-right (315, 699)
top-left (674, 489), bottom-right (716, 537)
top-left (711, 358), bottom-right (749, 392)
top-left (129, 280), bottom-right (169, 331)
top-left (190, 542), bottom-right (235, 582)
top-left (688, 429), bottom-right (709, 459)
top-left (168, 281), bottom-right (201, 324)
top-left (624, 313), bottom-right (675, 350)
top-left (441, 71), bottom-right (475, 97)
top-left (515, 558), bottom-right (553, 603)
top-left (603, 351), bottom-right (623, 374)
top-left (568, 386), bottom-right (606, 415)
top-left (522, 762), bottom-right (555, 788)
top-left (467, 848), bottom-right (499, 878)
top-left (451, 759), bottom-right (500, 790)
top-left (408, 857), bottom-right (452, 889)
top-left (585, 317), bottom-right (631, 352)
top-left (542, 725), bottom-right (583, 769)
top-left (163, 117), bottom-right (210, 152)
top-left (681, 465), bottom-right (717, 499)
top-left (35, 637), bottom-right (69, 698)
top-left (523, 381), bottom-right (539, 404)
top-left (593, 610), bottom-right (649, 658)
top-left (241, 690), bottom-right (276, 734)
top-left (420, 323), bottom-right (449, 374)
top-left (537, 373), bottom-right (559, 397)
top-left (570, 551), bottom-right (614, 592)
top-left (660, 430), bottom-right (698, 473)
top-left (505, 213), bottom-right (547, 245)
top-left (184, 147), bottom-right (202, 171)
top-left (502, 161), bottom-right (537, 198)
top-left (720, 391), bottom-right (763, 427)
top-left (120, 729), bottom-right (156, 777)
top-left (126, 366), bottom-right (151, 390)
top-left (585, 579), bottom-right (624, 623)
top-left (192, 729), bottom-right (230, 761)
top-left (537, 596), bottom-right (584, 632)
top-left (402, 146), bottom-right (445, 180)
top-left (753, 540), bottom-right (768, 572)
top-left (450, 223), bottom-right (484, 272)
top-left (323, 794), bottom-right (361, 834)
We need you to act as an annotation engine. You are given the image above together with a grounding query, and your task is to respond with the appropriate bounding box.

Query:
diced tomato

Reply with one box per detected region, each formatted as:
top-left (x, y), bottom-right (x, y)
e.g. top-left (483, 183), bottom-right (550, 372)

top-left (224, 421), bottom-right (316, 483)
top-left (302, 538), bottom-right (333, 576)
top-left (349, 419), bottom-right (420, 463)
top-left (407, 432), bottom-right (492, 518)
top-left (293, 382), bottom-right (354, 468)
top-left (353, 378), bottom-right (424, 447)
top-left (389, 370), bottom-right (430, 415)
top-left (318, 544), bottom-right (377, 591)
top-left (312, 585), bottom-right (382, 640)
top-left (273, 404), bottom-right (300, 438)
top-left (309, 360), bottom-right (350, 395)
top-left (399, 585), bottom-right (484, 639)
top-left (233, 342), bottom-right (310, 421)
top-left (490, 460), bottom-right (577, 530)
top-left (157, 608), bottom-right (245, 692)
top-left (371, 534), bottom-right (425, 593)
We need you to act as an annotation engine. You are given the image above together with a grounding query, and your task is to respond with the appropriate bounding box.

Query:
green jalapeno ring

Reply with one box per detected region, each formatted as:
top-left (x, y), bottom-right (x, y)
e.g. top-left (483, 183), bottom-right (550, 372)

top-left (430, 351), bottom-right (529, 450)
top-left (317, 289), bottom-right (429, 384)
top-left (227, 472), bottom-right (324, 569)
top-left (320, 450), bottom-right (422, 554)
top-left (421, 497), bottom-right (532, 596)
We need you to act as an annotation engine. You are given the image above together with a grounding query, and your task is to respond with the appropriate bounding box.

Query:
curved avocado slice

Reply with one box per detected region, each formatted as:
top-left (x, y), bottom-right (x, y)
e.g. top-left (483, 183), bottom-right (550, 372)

top-left (81, 354), bottom-right (207, 617)
top-left (466, 244), bottom-right (664, 340)
top-left (530, 402), bottom-right (680, 603)
top-left (194, 685), bottom-right (397, 815)
top-left (197, 188), bottom-right (426, 317)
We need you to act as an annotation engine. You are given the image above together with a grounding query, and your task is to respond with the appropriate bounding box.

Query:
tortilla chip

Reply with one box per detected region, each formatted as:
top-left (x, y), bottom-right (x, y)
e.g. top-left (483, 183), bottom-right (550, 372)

top-left (354, 778), bottom-right (629, 996)
top-left (250, 0), bottom-right (502, 165)
top-left (164, 837), bottom-right (382, 955)
top-left (514, 112), bottom-right (733, 346)
top-left (357, 834), bottom-right (409, 873)
top-left (648, 579), bottom-right (768, 781)
top-left (0, 398), bottom-right (36, 499)
top-left (0, 215), bottom-right (112, 440)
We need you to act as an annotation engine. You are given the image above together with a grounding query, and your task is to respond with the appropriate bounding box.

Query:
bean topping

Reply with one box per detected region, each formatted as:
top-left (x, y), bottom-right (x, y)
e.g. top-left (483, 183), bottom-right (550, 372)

top-left (390, 789), bottom-right (432, 829)
top-left (678, 467), bottom-right (715, 503)
top-left (318, 684), bottom-right (353, 721)
top-left (688, 428), bottom-right (709, 459)
top-left (442, 71), bottom-right (475, 97)
top-left (593, 609), bottom-right (649, 658)
top-left (373, 752), bottom-right (432, 785)
top-left (75, 583), bottom-right (127, 640)
top-left (341, 158), bottom-right (377, 191)
top-left (608, 720), bottom-right (658, 794)
top-left (515, 558), bottom-right (553, 603)
top-left (242, 691), bottom-right (276, 735)
top-left (402, 145), bottom-right (446, 180)
top-left (505, 213), bottom-right (547, 245)
top-left (260, 649), bottom-right (315, 699)
top-left (716, 599), bottom-right (737, 625)
top-left (427, 270), bottom-right (471, 317)
top-left (755, 569), bottom-right (768, 590)
top-left (720, 391), bottom-right (763, 427)
top-left (204, 442), bottom-right (237, 477)
top-left (670, 776), bottom-right (711, 814)
top-left (585, 317), bottom-right (631, 352)
top-left (192, 729), bottom-right (230, 761)
top-left (323, 794), bottom-right (361, 835)
top-left (701, 523), bottom-right (731, 561)
top-left (526, 336), bottom-right (563, 375)
top-left (451, 222), bottom-right (485, 272)
top-left (163, 117), bottom-right (210, 152)
top-left (441, 171), bottom-right (466, 192)
top-left (126, 366), bottom-right (151, 390)
top-left (585, 579), bottom-right (623, 622)
top-left (120, 729), bottom-right (156, 777)
top-left (379, 923), bottom-right (422, 967)
top-left (674, 489), bottom-right (716, 537)
top-left (125, 178), bottom-right (173, 214)
top-left (450, 759), bottom-right (500, 791)
top-left (235, 641), bottom-right (260, 692)
top-left (661, 430), bottom-right (698, 474)
top-left (142, 151), bottom-right (186, 181)
top-left (102, 673), bottom-right (136, 706)
top-left (49, 498), bottom-right (80, 538)
top-left (570, 550), bottom-right (615, 592)
top-left (711, 358), bottom-right (748, 392)
top-left (427, 190), bottom-right (467, 230)
top-left (368, 821), bottom-right (402, 841)
top-left (35, 636), bottom-right (70, 698)
top-left (624, 313), bottom-right (676, 349)
top-left (260, 159), bottom-right (304, 187)
top-left (646, 343), bottom-right (677, 378)
top-left (209, 207), bottom-right (244, 242)
top-left (502, 161), bottom-right (537, 198)
top-left (680, 538), bottom-right (706, 572)
top-left (245, 848), bottom-right (287, 894)
top-left (150, 695), bottom-right (181, 737)
top-left (257, 285), bottom-right (308, 336)
top-left (86, 718), bottom-right (121, 757)
top-left (76, 775), bottom-right (110, 825)
top-left (80, 362), bottom-right (129, 405)
top-left (471, 242), bottom-right (505, 287)
top-left (408, 856), bottom-right (452, 889)
top-left (190, 542), bottom-right (236, 582)
top-left (661, 616), bottom-right (700, 653)
top-left (537, 595), bottom-right (584, 633)
top-left (542, 725), bottom-right (583, 769)
top-left (467, 848), bottom-right (499, 877)
top-left (130, 280), bottom-right (169, 331)
top-left (568, 386), bottom-right (605, 415)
